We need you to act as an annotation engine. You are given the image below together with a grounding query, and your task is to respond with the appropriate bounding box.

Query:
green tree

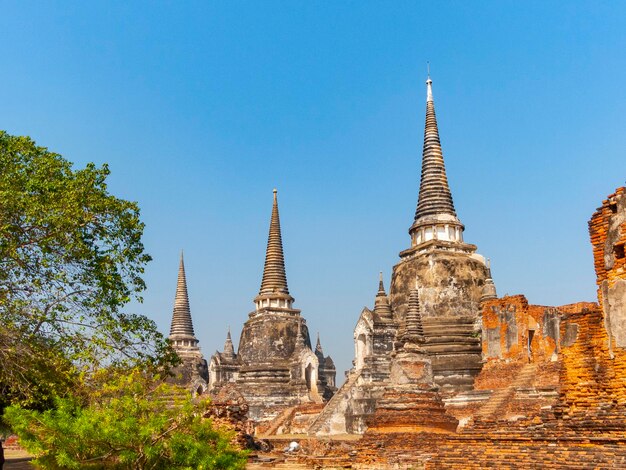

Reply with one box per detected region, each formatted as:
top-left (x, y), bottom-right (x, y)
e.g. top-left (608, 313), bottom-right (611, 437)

top-left (0, 130), bottom-right (172, 410)
top-left (4, 369), bottom-right (248, 469)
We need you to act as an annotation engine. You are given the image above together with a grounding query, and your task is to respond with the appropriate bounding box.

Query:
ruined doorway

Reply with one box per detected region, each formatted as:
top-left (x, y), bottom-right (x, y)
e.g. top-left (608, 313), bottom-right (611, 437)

top-left (305, 362), bottom-right (318, 396)
top-left (528, 329), bottom-right (535, 362)
top-left (356, 333), bottom-right (367, 369)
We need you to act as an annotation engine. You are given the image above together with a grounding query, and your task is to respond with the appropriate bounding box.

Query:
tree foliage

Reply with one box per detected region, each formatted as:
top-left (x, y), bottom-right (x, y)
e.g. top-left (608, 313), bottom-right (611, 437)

top-left (0, 130), bottom-right (173, 409)
top-left (4, 369), bottom-right (248, 469)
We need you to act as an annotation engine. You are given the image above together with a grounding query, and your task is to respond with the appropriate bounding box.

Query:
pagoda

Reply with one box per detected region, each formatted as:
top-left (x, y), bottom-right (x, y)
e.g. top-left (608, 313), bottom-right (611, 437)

top-left (389, 74), bottom-right (495, 393)
top-left (209, 190), bottom-right (336, 423)
top-left (168, 253), bottom-right (209, 393)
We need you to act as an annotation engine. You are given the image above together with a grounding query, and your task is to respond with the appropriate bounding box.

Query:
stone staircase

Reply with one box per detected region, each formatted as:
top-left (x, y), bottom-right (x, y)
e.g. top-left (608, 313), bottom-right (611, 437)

top-left (422, 317), bottom-right (483, 393)
top-left (307, 369), bottom-right (362, 435)
top-left (258, 405), bottom-right (298, 437)
top-left (475, 362), bottom-right (538, 419)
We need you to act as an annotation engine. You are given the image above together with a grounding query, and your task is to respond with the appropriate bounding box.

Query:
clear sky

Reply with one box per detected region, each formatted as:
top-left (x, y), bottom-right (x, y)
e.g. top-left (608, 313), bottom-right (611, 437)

top-left (2, 1), bottom-right (625, 375)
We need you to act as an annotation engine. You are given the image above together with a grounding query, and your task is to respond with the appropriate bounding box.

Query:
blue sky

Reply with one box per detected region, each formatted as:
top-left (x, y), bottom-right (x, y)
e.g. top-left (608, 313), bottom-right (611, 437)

top-left (1, 1), bottom-right (625, 375)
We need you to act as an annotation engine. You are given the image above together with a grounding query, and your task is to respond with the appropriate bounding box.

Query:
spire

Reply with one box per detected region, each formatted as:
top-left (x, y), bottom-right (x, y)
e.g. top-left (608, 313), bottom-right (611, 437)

top-left (481, 258), bottom-right (498, 302)
top-left (223, 327), bottom-right (235, 358)
top-left (169, 252), bottom-right (198, 348)
top-left (400, 281), bottom-right (425, 347)
top-left (259, 189), bottom-right (290, 296)
top-left (403, 74), bottom-right (468, 254)
top-left (295, 319), bottom-right (306, 350)
top-left (377, 271), bottom-right (386, 296)
top-left (254, 189), bottom-right (296, 312)
top-left (414, 75), bottom-right (457, 221)
top-left (374, 272), bottom-right (393, 320)
top-left (316, 332), bottom-right (323, 354)
top-left (426, 63), bottom-right (433, 102)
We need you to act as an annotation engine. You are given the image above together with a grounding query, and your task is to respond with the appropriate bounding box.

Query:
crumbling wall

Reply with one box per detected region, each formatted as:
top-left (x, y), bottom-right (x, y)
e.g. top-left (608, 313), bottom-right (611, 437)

top-left (481, 296), bottom-right (597, 365)
top-left (481, 295), bottom-right (562, 363)
top-left (424, 305), bottom-right (626, 470)
top-left (590, 186), bottom-right (626, 351)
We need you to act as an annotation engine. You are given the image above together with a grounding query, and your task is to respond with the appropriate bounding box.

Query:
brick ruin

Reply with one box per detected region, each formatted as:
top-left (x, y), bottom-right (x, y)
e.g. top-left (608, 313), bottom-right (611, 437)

top-left (165, 76), bottom-right (626, 468)
top-left (592, 187), bottom-right (626, 355)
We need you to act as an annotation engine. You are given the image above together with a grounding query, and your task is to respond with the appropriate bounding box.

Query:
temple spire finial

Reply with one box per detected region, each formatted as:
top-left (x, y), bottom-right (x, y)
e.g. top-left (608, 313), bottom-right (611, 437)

top-left (316, 332), bottom-right (323, 354)
top-left (169, 252), bottom-right (198, 346)
top-left (414, 74), bottom-right (456, 221)
top-left (405, 73), bottom-right (465, 252)
top-left (377, 271), bottom-right (386, 296)
top-left (399, 281), bottom-right (425, 347)
top-left (223, 327), bottom-right (235, 358)
top-left (374, 272), bottom-right (393, 320)
top-left (426, 63), bottom-right (433, 102)
top-left (295, 319), bottom-right (306, 350)
top-left (258, 190), bottom-right (291, 295)
top-left (254, 189), bottom-right (298, 312)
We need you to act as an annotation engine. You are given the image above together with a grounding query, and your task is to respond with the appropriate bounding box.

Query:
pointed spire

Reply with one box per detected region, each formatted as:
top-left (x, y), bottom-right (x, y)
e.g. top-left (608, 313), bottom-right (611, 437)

top-left (426, 64), bottom-right (433, 103)
top-left (400, 281), bottom-right (425, 346)
top-left (377, 271), bottom-right (386, 296)
top-left (223, 327), bottom-right (235, 358)
top-left (403, 74), bottom-right (468, 254)
top-left (414, 75), bottom-right (457, 222)
top-left (169, 251), bottom-right (197, 342)
top-left (374, 272), bottom-right (393, 320)
top-left (481, 258), bottom-right (498, 302)
top-left (316, 332), bottom-right (323, 354)
top-left (259, 189), bottom-right (290, 296)
top-left (295, 319), bottom-right (306, 350)
top-left (314, 332), bottom-right (325, 362)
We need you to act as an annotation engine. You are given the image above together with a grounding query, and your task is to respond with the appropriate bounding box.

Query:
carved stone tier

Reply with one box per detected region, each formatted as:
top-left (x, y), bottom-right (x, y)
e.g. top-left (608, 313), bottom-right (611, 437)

top-left (390, 249), bottom-right (488, 394)
top-left (391, 252), bottom-right (488, 320)
top-left (237, 313), bottom-right (309, 364)
top-left (422, 317), bottom-right (483, 393)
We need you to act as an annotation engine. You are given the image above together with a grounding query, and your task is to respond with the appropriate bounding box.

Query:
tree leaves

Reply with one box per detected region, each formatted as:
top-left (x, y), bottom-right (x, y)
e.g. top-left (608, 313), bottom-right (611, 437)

top-left (4, 369), bottom-right (248, 469)
top-left (0, 131), bottom-right (171, 410)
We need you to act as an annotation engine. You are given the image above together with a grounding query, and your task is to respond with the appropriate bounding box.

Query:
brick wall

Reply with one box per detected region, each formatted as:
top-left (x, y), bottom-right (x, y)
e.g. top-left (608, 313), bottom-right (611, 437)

top-left (589, 186), bottom-right (626, 352)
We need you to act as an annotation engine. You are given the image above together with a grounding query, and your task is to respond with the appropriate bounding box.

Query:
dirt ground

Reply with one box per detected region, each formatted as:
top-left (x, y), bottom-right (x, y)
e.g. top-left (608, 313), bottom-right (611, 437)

top-left (3, 449), bottom-right (35, 469)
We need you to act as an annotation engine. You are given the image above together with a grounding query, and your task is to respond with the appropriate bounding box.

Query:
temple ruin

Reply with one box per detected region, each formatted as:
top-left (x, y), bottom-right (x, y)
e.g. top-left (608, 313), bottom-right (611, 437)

top-left (208, 189), bottom-right (336, 424)
top-left (164, 75), bottom-right (626, 469)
